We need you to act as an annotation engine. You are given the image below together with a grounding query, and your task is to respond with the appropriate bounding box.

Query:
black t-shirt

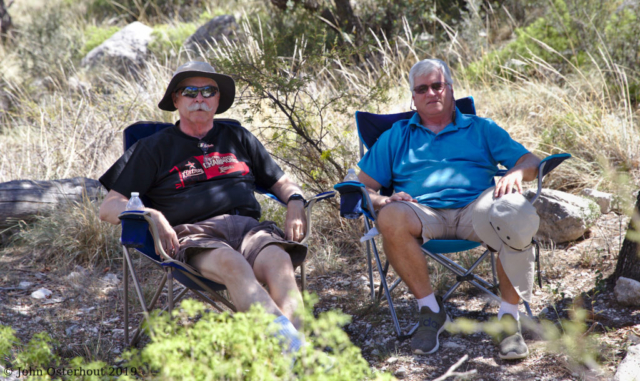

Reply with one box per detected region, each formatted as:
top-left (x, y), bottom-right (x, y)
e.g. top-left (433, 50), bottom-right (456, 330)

top-left (99, 120), bottom-right (285, 226)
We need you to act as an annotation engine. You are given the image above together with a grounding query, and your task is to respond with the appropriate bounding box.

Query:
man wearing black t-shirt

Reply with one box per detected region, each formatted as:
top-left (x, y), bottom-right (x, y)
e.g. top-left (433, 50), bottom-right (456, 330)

top-left (99, 61), bottom-right (307, 350)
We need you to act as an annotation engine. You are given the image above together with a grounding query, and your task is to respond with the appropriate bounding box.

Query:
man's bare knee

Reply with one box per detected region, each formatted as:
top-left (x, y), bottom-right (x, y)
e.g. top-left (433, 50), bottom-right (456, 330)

top-left (254, 245), bottom-right (295, 285)
top-left (377, 203), bottom-right (421, 238)
top-left (189, 248), bottom-right (254, 285)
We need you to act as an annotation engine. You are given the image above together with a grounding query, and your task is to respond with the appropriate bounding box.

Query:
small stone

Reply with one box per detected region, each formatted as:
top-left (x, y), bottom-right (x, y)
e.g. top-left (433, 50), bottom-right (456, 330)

top-left (394, 366), bottom-right (408, 378)
top-left (18, 281), bottom-right (33, 289)
top-left (102, 273), bottom-right (120, 286)
top-left (386, 356), bottom-right (398, 364)
top-left (112, 329), bottom-right (125, 336)
top-left (442, 341), bottom-right (464, 349)
top-left (31, 288), bottom-right (52, 299)
top-left (371, 349), bottom-right (380, 356)
top-left (615, 277), bottom-right (640, 307)
top-left (66, 325), bottom-right (80, 336)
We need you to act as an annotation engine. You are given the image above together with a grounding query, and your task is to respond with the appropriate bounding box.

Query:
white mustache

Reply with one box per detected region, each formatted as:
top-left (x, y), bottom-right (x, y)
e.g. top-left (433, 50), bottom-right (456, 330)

top-left (187, 103), bottom-right (213, 112)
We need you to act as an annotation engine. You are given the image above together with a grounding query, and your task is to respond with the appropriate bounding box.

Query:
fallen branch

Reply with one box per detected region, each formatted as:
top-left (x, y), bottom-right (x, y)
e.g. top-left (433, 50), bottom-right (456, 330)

top-left (433, 354), bottom-right (477, 381)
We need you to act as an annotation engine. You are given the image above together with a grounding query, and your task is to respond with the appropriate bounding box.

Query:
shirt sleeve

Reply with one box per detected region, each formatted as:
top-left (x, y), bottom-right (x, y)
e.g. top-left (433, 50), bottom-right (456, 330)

top-left (357, 127), bottom-right (395, 188)
top-left (99, 141), bottom-right (158, 198)
top-left (484, 120), bottom-right (530, 169)
top-left (242, 130), bottom-right (285, 190)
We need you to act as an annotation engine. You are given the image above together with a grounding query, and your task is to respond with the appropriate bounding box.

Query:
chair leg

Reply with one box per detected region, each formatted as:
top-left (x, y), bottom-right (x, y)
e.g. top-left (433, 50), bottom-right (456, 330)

top-left (534, 240), bottom-right (542, 289)
top-left (364, 218), bottom-right (404, 338)
top-left (129, 273), bottom-right (168, 347)
top-left (167, 268), bottom-right (174, 314)
top-left (301, 262), bottom-right (306, 292)
top-left (366, 240), bottom-right (375, 301)
top-left (122, 245), bottom-right (130, 346)
top-left (490, 250), bottom-right (498, 287)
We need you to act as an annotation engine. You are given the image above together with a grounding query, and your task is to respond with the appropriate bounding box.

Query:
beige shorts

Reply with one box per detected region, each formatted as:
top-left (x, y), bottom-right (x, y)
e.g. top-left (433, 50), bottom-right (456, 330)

top-left (393, 199), bottom-right (535, 303)
top-left (172, 214), bottom-right (307, 269)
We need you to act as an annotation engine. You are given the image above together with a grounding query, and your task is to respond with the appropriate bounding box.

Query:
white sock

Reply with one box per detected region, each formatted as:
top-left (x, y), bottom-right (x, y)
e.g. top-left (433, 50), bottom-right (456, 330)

top-left (273, 315), bottom-right (302, 353)
top-left (498, 301), bottom-right (520, 321)
top-left (417, 293), bottom-right (439, 313)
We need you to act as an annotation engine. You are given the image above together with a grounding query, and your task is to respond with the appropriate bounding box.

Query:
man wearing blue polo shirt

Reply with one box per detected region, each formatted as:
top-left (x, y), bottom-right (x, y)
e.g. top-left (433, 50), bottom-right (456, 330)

top-left (357, 59), bottom-right (541, 359)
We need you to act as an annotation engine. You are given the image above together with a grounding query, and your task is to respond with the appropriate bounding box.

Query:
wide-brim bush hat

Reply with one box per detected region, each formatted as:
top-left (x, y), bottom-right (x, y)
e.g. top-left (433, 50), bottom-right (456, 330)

top-left (472, 187), bottom-right (539, 302)
top-left (158, 61), bottom-right (235, 114)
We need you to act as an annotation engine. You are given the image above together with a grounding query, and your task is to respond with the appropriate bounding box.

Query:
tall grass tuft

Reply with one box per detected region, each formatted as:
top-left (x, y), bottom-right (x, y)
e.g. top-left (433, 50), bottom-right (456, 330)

top-left (13, 194), bottom-right (120, 267)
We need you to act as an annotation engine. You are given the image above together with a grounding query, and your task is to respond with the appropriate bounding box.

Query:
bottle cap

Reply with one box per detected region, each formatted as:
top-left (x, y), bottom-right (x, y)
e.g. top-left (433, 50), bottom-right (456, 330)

top-left (131, 192), bottom-right (139, 197)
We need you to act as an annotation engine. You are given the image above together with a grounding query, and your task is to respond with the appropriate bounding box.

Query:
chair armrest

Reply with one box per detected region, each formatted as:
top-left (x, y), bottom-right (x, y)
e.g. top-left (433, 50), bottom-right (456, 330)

top-left (118, 210), bottom-right (173, 263)
top-left (531, 153), bottom-right (572, 204)
top-left (300, 191), bottom-right (336, 245)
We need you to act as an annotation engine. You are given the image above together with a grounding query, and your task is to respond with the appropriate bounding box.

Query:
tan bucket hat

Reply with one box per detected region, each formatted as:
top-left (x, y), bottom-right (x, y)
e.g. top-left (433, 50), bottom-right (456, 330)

top-left (472, 187), bottom-right (539, 302)
top-left (158, 61), bottom-right (235, 114)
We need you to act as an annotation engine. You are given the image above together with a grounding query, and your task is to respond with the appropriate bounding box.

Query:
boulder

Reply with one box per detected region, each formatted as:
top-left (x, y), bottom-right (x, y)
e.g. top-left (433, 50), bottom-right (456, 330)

top-left (581, 188), bottom-right (612, 214)
top-left (614, 277), bottom-right (640, 307)
top-left (525, 189), bottom-right (600, 243)
top-left (183, 15), bottom-right (240, 53)
top-left (613, 344), bottom-right (640, 381)
top-left (81, 22), bottom-right (153, 76)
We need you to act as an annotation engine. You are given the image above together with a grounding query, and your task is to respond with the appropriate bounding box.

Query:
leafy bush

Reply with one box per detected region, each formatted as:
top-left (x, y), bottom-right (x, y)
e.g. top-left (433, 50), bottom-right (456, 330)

top-left (1, 295), bottom-right (393, 380)
top-left (147, 22), bottom-right (197, 59)
top-left (10, 1), bottom-right (83, 83)
top-left (80, 25), bottom-right (121, 57)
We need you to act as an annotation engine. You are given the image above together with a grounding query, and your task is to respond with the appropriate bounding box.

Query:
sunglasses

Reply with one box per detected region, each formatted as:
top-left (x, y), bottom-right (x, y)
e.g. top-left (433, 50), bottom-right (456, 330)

top-left (177, 85), bottom-right (219, 98)
top-left (413, 82), bottom-right (449, 94)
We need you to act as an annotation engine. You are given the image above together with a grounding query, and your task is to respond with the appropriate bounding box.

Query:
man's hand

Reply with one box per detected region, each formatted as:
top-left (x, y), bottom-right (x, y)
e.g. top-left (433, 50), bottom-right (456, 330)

top-left (285, 200), bottom-right (306, 242)
top-left (494, 169), bottom-right (524, 198)
top-left (146, 209), bottom-right (180, 257)
top-left (494, 153), bottom-right (541, 198)
top-left (382, 192), bottom-right (418, 206)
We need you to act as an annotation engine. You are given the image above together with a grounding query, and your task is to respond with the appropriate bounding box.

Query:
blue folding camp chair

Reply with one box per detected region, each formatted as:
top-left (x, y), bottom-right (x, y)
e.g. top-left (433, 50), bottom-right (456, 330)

top-left (334, 97), bottom-right (571, 339)
top-left (118, 119), bottom-right (335, 346)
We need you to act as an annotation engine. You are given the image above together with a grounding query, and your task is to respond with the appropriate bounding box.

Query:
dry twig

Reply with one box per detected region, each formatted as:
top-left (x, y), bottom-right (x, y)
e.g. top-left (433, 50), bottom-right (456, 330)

top-left (433, 354), bottom-right (477, 381)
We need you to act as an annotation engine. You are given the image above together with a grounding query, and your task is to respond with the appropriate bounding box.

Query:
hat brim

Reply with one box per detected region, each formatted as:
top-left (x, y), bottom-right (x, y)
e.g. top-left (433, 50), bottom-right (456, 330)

top-left (472, 186), bottom-right (535, 302)
top-left (158, 71), bottom-right (235, 114)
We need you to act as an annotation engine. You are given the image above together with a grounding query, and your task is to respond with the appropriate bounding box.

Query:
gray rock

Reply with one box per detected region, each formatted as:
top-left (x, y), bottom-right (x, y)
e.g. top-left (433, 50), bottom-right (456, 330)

top-left (81, 22), bottom-right (153, 76)
top-left (525, 189), bottom-right (600, 243)
top-left (394, 366), bottom-right (408, 378)
top-left (184, 15), bottom-right (240, 53)
top-left (581, 188), bottom-right (612, 214)
top-left (31, 288), bottom-right (52, 299)
top-left (613, 344), bottom-right (640, 381)
top-left (102, 273), bottom-right (120, 286)
top-left (615, 277), bottom-right (640, 307)
top-left (386, 356), bottom-right (398, 364)
top-left (18, 281), bottom-right (33, 289)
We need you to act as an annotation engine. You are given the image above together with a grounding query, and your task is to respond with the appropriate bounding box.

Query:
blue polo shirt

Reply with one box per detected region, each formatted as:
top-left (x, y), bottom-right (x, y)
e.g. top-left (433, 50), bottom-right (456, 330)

top-left (358, 107), bottom-right (529, 209)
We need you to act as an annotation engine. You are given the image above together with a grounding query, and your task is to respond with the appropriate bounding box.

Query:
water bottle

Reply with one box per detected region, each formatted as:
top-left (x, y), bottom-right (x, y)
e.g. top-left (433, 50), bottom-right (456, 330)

top-left (344, 168), bottom-right (359, 182)
top-left (125, 192), bottom-right (144, 211)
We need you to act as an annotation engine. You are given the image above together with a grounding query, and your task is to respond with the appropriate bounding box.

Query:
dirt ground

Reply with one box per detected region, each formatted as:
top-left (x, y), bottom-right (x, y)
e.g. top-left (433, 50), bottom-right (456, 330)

top-left (1, 211), bottom-right (639, 380)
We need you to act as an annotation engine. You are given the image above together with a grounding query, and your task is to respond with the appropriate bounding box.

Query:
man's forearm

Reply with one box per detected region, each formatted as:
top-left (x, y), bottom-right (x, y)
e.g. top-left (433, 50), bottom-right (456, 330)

top-left (513, 153), bottom-right (541, 181)
top-left (270, 174), bottom-right (304, 204)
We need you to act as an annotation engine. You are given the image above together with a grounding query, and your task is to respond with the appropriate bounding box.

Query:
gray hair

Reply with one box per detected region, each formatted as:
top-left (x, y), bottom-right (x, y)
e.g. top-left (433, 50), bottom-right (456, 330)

top-left (409, 59), bottom-right (453, 90)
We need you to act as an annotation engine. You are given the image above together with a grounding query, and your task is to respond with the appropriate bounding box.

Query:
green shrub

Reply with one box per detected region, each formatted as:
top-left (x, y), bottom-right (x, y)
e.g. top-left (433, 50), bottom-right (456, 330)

top-left (0, 295), bottom-right (393, 380)
top-left (147, 22), bottom-right (197, 59)
top-left (80, 25), bottom-right (121, 57)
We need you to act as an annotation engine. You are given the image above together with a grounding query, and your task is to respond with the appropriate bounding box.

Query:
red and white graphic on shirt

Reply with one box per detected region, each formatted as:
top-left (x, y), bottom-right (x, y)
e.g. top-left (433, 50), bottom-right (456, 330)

top-left (170, 152), bottom-right (250, 189)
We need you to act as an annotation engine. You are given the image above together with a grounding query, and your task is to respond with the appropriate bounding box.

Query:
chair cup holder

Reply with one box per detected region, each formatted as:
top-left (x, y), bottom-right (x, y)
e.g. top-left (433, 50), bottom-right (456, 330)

top-left (339, 192), bottom-right (363, 219)
top-left (120, 216), bottom-right (149, 248)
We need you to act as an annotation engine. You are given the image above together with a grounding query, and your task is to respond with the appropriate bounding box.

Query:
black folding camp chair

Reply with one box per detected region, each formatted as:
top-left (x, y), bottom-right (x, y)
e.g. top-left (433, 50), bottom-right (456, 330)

top-left (118, 120), bottom-right (335, 346)
top-left (334, 97), bottom-right (571, 339)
